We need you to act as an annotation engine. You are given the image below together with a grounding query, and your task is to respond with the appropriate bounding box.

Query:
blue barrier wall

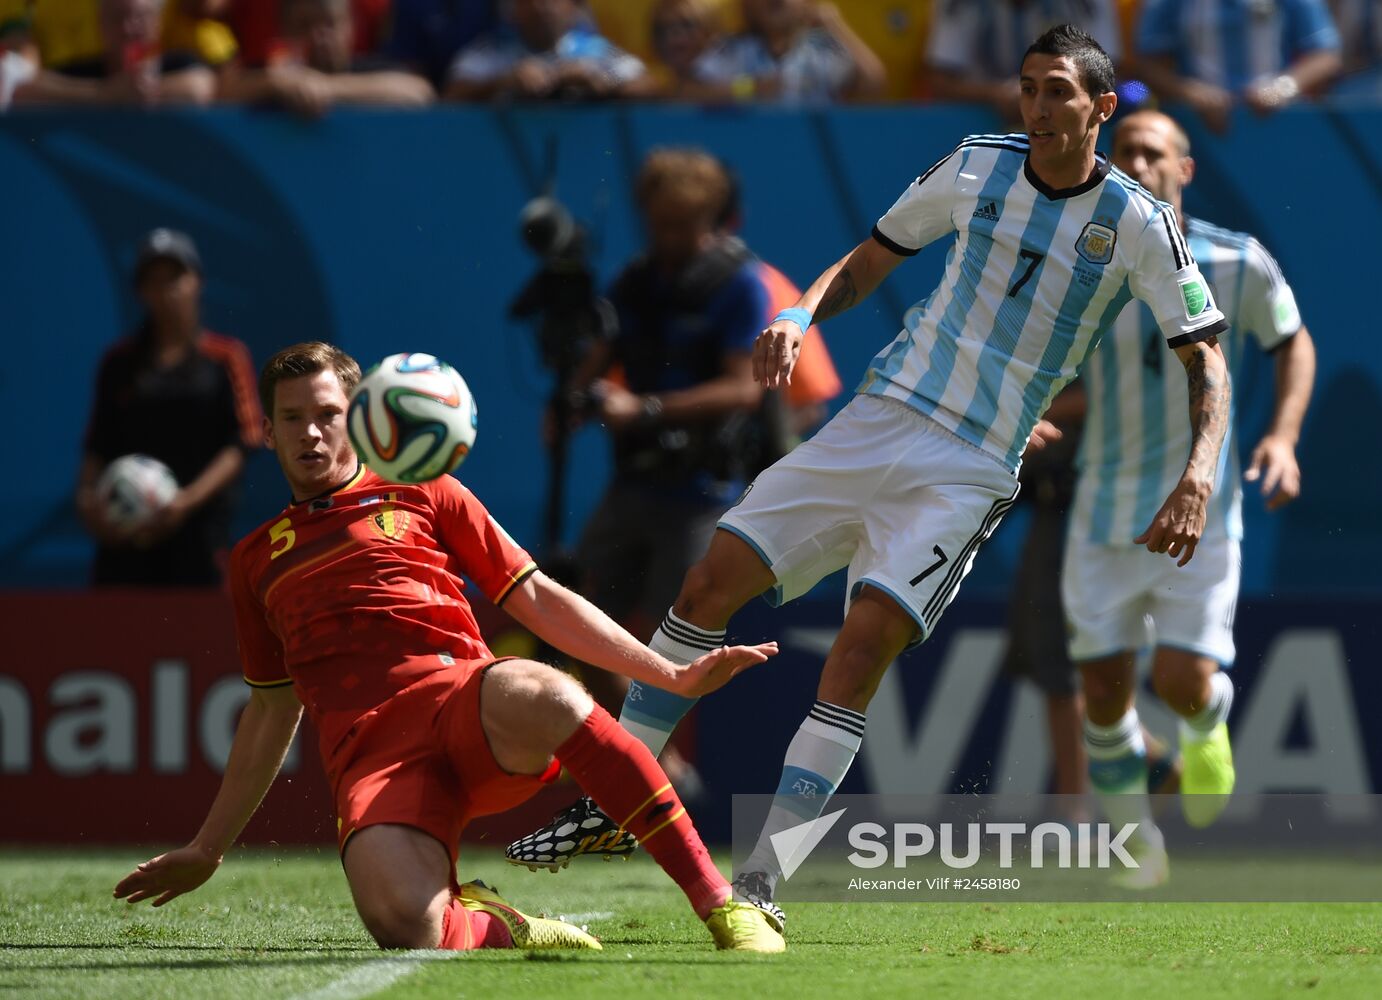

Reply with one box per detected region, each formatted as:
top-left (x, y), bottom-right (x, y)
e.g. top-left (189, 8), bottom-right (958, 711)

top-left (2, 105), bottom-right (1380, 594)
top-left (687, 596), bottom-right (1381, 838)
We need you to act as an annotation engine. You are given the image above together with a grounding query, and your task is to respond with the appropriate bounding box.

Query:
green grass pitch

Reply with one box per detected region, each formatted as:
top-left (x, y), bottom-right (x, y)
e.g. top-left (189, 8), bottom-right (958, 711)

top-left (2, 847), bottom-right (1377, 999)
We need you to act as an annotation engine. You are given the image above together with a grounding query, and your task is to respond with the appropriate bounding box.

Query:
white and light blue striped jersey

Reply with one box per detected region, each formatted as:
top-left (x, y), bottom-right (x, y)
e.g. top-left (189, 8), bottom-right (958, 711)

top-left (927, 0), bottom-right (1123, 80)
top-left (860, 133), bottom-right (1226, 471)
top-left (1138, 0), bottom-right (1340, 92)
top-left (1072, 216), bottom-right (1303, 546)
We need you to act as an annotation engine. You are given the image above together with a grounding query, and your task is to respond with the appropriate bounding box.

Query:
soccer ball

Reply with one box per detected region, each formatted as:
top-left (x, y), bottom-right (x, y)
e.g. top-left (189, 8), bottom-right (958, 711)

top-left (347, 353), bottom-right (478, 484)
top-left (95, 454), bottom-right (178, 530)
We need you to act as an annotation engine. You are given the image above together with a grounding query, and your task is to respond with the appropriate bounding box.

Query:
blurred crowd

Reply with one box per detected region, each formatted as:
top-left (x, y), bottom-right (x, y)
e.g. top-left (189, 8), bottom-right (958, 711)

top-left (2, 1), bottom-right (1380, 124)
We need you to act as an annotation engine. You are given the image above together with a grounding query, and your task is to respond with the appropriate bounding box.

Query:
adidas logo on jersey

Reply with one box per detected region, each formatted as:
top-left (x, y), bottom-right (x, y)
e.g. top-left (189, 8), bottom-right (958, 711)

top-left (972, 200), bottom-right (1000, 221)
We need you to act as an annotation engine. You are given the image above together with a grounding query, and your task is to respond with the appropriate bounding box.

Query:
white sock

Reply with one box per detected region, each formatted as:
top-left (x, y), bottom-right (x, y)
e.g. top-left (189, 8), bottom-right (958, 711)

top-left (741, 701), bottom-right (865, 887)
top-left (617, 609), bottom-right (722, 757)
top-left (1085, 708), bottom-right (1163, 854)
top-left (1180, 671), bottom-right (1234, 742)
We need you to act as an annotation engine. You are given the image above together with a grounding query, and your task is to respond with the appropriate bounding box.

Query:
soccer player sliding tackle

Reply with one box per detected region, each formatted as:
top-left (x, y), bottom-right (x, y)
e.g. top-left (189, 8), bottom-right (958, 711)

top-left (1063, 109), bottom-right (1316, 887)
top-left (509, 25), bottom-right (1231, 924)
top-left (113, 342), bottom-right (784, 953)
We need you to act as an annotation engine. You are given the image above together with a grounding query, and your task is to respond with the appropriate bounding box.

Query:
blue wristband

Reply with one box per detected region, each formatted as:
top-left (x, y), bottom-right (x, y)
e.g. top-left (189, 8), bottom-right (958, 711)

top-left (773, 307), bottom-right (812, 333)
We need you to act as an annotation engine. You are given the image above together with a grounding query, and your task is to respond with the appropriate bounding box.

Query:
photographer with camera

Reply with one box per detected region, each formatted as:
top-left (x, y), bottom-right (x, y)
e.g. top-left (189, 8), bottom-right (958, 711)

top-left (554, 148), bottom-right (769, 791)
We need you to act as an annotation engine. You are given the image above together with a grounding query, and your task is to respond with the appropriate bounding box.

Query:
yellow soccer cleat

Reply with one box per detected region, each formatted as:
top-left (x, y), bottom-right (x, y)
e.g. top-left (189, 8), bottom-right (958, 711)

top-left (457, 880), bottom-right (603, 950)
top-left (1181, 722), bottom-right (1236, 828)
top-left (705, 900), bottom-right (786, 953)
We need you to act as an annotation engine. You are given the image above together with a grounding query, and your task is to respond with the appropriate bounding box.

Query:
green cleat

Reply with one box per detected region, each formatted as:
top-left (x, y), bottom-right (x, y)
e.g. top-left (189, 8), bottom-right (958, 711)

top-left (705, 900), bottom-right (787, 953)
top-left (1181, 722), bottom-right (1236, 828)
top-left (457, 880), bottom-right (603, 950)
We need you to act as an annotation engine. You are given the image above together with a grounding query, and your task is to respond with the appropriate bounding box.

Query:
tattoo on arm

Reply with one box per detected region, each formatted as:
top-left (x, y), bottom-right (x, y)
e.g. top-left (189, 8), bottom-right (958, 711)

top-left (1183, 340), bottom-right (1231, 484)
top-left (814, 266), bottom-right (859, 323)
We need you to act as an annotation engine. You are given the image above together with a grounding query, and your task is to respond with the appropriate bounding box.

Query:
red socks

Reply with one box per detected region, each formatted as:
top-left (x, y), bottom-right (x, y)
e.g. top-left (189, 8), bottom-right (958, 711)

top-left (556, 703), bottom-right (730, 920)
top-left (439, 898), bottom-right (512, 950)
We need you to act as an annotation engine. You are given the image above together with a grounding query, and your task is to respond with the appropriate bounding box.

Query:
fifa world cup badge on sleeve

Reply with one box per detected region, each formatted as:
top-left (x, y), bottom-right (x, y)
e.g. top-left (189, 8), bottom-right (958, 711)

top-left (1075, 222), bottom-right (1117, 265)
top-left (1179, 276), bottom-right (1211, 319)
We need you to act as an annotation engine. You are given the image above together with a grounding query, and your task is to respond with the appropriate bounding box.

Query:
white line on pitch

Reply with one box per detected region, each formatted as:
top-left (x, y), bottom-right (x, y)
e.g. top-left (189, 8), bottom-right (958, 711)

top-left (287, 910), bottom-right (616, 999)
top-left (288, 951), bottom-right (459, 1000)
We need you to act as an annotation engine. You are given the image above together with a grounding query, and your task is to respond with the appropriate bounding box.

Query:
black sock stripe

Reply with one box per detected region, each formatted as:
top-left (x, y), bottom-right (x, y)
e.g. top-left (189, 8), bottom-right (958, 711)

top-left (657, 631), bottom-right (718, 654)
top-left (808, 709), bottom-right (866, 738)
top-left (661, 613), bottom-right (726, 643)
top-left (810, 705), bottom-right (867, 730)
top-left (659, 617), bottom-right (723, 650)
top-left (658, 629), bottom-right (718, 652)
top-left (662, 612), bottom-right (726, 640)
top-left (811, 700), bottom-right (866, 724)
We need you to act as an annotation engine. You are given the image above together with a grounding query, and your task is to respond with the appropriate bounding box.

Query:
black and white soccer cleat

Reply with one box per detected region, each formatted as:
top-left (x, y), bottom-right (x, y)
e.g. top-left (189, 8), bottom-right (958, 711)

top-left (730, 870), bottom-right (786, 934)
top-left (505, 796), bottom-right (638, 872)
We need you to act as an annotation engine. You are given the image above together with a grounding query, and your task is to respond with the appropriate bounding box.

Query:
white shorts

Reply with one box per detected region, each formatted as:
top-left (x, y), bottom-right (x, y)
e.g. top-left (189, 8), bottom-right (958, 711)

top-left (1062, 529), bottom-right (1241, 665)
top-left (718, 395), bottom-right (1019, 644)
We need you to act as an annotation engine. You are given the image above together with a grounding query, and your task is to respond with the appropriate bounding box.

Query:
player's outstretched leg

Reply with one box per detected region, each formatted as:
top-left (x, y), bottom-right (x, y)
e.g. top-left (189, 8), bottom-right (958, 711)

top-left (1079, 654), bottom-right (1168, 889)
top-left (484, 659), bottom-right (784, 952)
top-left (507, 530), bottom-right (776, 871)
top-left (1151, 649), bottom-right (1235, 828)
top-left (504, 608), bottom-right (720, 872)
top-left (734, 588), bottom-right (915, 926)
top-left (342, 824), bottom-right (599, 951)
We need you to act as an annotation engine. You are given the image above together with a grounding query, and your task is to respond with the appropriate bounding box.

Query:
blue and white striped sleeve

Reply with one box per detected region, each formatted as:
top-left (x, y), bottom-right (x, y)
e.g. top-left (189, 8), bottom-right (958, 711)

top-left (1128, 205), bottom-right (1228, 349)
top-left (871, 148), bottom-right (961, 256)
top-left (1239, 238), bottom-right (1303, 351)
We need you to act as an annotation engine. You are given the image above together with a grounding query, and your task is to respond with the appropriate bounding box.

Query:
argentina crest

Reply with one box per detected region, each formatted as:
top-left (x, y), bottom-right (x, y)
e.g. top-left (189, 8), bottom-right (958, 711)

top-left (1075, 221), bottom-right (1117, 265)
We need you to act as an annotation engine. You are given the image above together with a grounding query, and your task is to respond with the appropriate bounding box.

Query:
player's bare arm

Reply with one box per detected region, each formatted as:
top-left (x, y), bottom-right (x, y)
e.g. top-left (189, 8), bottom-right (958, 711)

top-left (753, 237), bottom-right (904, 389)
top-left (1135, 337), bottom-right (1231, 566)
top-left (1245, 326), bottom-right (1316, 510)
top-left (114, 685), bottom-right (302, 907)
top-left (1245, 49), bottom-right (1343, 114)
top-left (502, 570), bottom-right (776, 697)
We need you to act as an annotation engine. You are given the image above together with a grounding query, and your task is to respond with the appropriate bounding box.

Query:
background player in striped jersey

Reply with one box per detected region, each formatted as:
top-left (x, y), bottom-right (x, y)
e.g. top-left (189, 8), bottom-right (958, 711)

top-left (1067, 109), bottom-right (1317, 885)
top-left (113, 342), bottom-right (785, 953)
top-left (1136, 0), bottom-right (1341, 131)
top-left (510, 25), bottom-right (1232, 921)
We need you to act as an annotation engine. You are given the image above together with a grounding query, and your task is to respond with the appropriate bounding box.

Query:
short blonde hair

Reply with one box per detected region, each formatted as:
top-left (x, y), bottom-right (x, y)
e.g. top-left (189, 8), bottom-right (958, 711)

top-left (635, 147), bottom-right (731, 224)
top-left (259, 341), bottom-right (361, 414)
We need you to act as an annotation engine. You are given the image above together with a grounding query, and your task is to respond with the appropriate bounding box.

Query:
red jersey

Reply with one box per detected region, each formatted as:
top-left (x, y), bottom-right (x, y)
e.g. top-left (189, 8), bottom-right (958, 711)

top-left (228, 465), bottom-right (536, 757)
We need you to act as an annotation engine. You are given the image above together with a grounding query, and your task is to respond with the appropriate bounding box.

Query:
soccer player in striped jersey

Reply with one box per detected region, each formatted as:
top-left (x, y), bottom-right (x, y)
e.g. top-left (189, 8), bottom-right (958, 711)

top-left (1066, 109), bottom-right (1317, 886)
top-left (508, 24), bottom-right (1231, 922)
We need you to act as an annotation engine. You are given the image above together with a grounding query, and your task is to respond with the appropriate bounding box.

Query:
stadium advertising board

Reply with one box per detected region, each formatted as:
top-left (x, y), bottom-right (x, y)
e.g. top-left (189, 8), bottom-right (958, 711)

top-left (1, 592), bottom-right (1376, 845)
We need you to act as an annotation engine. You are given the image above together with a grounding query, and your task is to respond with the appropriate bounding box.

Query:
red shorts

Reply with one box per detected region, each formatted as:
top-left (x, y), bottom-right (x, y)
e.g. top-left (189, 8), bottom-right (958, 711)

top-left (327, 658), bottom-right (560, 868)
